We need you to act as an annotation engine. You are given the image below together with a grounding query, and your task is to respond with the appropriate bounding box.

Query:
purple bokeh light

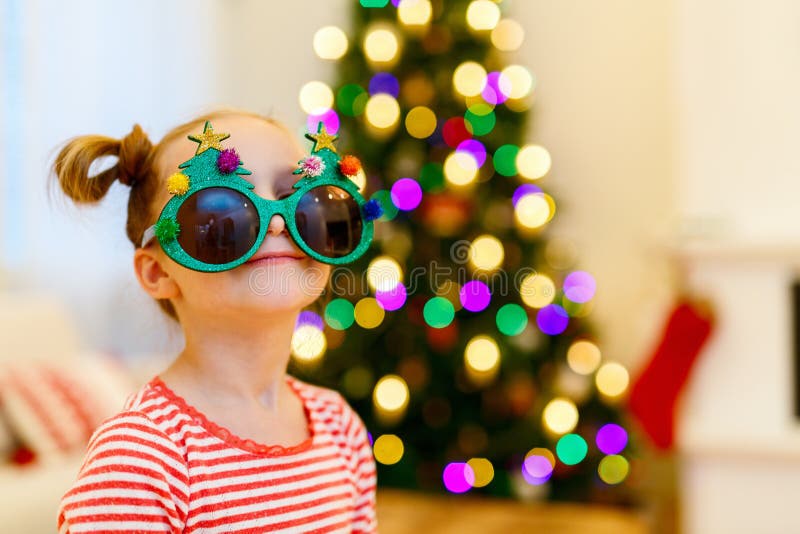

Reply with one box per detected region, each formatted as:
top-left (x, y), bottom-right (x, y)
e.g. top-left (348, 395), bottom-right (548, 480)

top-left (459, 280), bottom-right (491, 312)
top-left (563, 271), bottom-right (597, 303)
top-left (369, 72), bottom-right (400, 97)
top-left (390, 178), bottom-right (423, 211)
top-left (376, 283), bottom-right (408, 311)
top-left (596, 424), bottom-right (628, 455)
top-left (536, 304), bottom-right (569, 335)
top-left (296, 310), bottom-right (324, 330)
top-left (483, 71), bottom-right (510, 105)
top-left (523, 454), bottom-right (554, 479)
top-left (307, 109), bottom-right (340, 135)
top-left (443, 462), bottom-right (475, 493)
top-left (456, 139), bottom-right (487, 167)
top-left (512, 184), bottom-right (543, 207)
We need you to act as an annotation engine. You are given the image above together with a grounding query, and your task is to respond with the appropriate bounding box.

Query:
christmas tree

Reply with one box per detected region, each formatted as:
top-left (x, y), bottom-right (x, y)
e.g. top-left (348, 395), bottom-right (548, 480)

top-left (289, 0), bottom-right (635, 504)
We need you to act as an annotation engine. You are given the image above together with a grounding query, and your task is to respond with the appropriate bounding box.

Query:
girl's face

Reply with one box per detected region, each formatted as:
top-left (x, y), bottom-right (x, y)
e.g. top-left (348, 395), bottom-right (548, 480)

top-left (135, 115), bottom-right (331, 321)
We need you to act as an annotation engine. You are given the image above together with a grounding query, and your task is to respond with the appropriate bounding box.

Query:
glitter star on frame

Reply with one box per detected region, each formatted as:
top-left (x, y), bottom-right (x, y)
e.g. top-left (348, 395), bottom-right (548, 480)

top-left (306, 123), bottom-right (339, 154)
top-left (189, 121), bottom-right (231, 155)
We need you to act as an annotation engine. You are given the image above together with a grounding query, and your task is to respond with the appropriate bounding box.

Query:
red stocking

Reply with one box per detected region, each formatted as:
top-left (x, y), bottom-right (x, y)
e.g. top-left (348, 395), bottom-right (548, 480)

top-left (628, 299), bottom-right (715, 450)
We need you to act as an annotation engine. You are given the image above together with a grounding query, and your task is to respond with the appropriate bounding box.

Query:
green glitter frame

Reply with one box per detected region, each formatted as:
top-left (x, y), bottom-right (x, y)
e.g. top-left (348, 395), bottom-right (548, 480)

top-left (141, 122), bottom-right (375, 272)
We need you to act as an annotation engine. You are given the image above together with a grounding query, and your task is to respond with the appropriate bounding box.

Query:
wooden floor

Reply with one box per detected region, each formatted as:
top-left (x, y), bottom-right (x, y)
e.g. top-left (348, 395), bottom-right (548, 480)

top-left (376, 489), bottom-right (650, 534)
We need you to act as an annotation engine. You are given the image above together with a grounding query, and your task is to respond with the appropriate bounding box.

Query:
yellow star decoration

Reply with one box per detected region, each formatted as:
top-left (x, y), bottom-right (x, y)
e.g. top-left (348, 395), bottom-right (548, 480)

top-left (189, 121), bottom-right (230, 155)
top-left (306, 124), bottom-right (338, 153)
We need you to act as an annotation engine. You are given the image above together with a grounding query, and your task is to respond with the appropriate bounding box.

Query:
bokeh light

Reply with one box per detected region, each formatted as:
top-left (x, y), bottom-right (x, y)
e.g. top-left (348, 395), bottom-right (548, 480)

top-left (313, 26), bottom-right (349, 60)
top-left (515, 193), bottom-right (551, 229)
top-left (296, 310), bottom-right (324, 329)
top-left (444, 151), bottom-right (479, 187)
top-left (563, 271), bottom-right (597, 303)
top-left (495, 303), bottom-right (528, 336)
top-left (342, 366), bottom-right (374, 399)
top-left (500, 65), bottom-right (534, 99)
top-left (459, 280), bottom-right (491, 312)
top-left (542, 397), bottom-right (579, 434)
top-left (373, 374), bottom-right (410, 412)
top-left (397, 0), bottom-right (432, 26)
top-left (443, 462), bottom-right (475, 493)
top-left (325, 298), bottom-right (355, 330)
top-left (363, 26), bottom-right (400, 65)
top-left (483, 71), bottom-right (512, 105)
top-left (469, 235), bottom-right (504, 271)
top-left (512, 183), bottom-right (543, 207)
top-left (369, 72), bottom-right (400, 97)
top-left (566, 340), bottom-right (602, 375)
top-left (467, 458), bottom-right (494, 488)
top-left (337, 84), bottom-right (368, 117)
top-left (596, 424), bottom-right (628, 455)
top-left (453, 61), bottom-right (488, 97)
top-left (375, 283), bottom-right (408, 311)
top-left (537, 304), bottom-right (569, 335)
top-left (457, 139), bottom-right (487, 167)
top-left (405, 106), bottom-right (437, 139)
top-left (354, 297), bottom-right (386, 329)
top-left (523, 447), bottom-right (555, 483)
top-left (367, 256), bottom-right (404, 292)
top-left (390, 178), bottom-right (423, 211)
top-left (373, 434), bottom-right (404, 465)
top-left (365, 93), bottom-right (401, 129)
top-left (556, 434), bottom-right (588, 465)
top-left (598, 455), bottom-right (630, 485)
top-left (466, 0), bottom-right (501, 31)
top-left (464, 106), bottom-right (496, 136)
top-left (595, 362), bottom-right (630, 397)
top-left (299, 81), bottom-right (334, 115)
top-left (491, 19), bottom-right (525, 51)
top-left (290, 324), bottom-right (327, 363)
top-left (442, 117), bottom-right (473, 147)
top-left (306, 108), bottom-right (340, 135)
top-left (464, 335), bottom-right (500, 373)
top-left (423, 296), bottom-right (455, 328)
top-left (516, 144), bottom-right (552, 180)
top-left (493, 144), bottom-right (519, 176)
top-left (520, 273), bottom-right (555, 309)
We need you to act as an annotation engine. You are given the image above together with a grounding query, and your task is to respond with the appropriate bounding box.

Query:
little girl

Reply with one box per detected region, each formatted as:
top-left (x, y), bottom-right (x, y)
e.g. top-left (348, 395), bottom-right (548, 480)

top-left (52, 109), bottom-right (378, 533)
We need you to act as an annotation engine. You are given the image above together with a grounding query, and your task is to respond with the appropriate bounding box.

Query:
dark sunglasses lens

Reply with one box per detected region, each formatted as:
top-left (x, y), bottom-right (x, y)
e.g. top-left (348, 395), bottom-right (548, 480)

top-left (295, 185), bottom-right (363, 259)
top-left (175, 187), bottom-right (259, 265)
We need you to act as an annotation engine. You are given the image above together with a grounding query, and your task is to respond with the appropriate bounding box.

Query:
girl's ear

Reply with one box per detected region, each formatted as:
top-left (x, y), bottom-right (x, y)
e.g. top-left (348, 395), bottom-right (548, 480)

top-left (133, 248), bottom-right (181, 300)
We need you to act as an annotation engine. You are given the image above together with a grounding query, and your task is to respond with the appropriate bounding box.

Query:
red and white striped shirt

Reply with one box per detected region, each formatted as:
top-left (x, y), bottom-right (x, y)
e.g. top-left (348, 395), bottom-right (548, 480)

top-left (58, 374), bottom-right (378, 533)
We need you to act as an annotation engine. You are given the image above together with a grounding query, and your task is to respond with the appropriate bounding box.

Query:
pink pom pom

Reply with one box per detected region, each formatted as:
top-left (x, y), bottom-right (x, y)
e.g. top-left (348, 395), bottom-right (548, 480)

top-left (300, 155), bottom-right (325, 177)
top-left (217, 148), bottom-right (241, 174)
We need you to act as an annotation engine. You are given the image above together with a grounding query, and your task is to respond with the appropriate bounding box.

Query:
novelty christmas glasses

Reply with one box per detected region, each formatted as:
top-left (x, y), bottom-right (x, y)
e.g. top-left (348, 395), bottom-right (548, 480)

top-left (140, 121), bottom-right (382, 272)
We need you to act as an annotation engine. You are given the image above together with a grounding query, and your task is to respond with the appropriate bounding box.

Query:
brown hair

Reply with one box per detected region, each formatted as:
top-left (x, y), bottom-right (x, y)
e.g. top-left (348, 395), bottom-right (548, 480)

top-left (48, 108), bottom-right (300, 322)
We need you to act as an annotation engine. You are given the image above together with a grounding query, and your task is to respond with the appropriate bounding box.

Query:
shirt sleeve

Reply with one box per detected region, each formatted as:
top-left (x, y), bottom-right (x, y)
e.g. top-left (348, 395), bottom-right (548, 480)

top-left (341, 397), bottom-right (378, 534)
top-left (57, 410), bottom-right (189, 533)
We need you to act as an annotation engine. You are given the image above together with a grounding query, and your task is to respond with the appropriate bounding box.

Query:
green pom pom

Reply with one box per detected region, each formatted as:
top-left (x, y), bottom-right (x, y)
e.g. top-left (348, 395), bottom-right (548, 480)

top-left (154, 218), bottom-right (180, 242)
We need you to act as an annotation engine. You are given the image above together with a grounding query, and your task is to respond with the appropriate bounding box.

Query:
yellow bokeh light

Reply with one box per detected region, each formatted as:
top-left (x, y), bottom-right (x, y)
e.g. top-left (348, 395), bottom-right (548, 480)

top-left (363, 26), bottom-right (400, 64)
top-left (520, 273), bottom-right (555, 309)
top-left (312, 26), bottom-right (348, 60)
top-left (453, 61), bottom-right (488, 97)
top-left (464, 335), bottom-right (501, 373)
top-left (466, 0), bottom-right (501, 31)
top-left (298, 81), bottom-right (334, 115)
top-left (596, 362), bottom-right (630, 397)
top-left (374, 434), bottom-right (405, 465)
top-left (354, 297), bottom-right (386, 329)
top-left (516, 144), bottom-right (552, 180)
top-left (365, 93), bottom-right (401, 129)
top-left (567, 340), bottom-right (602, 375)
top-left (542, 397), bottom-right (579, 434)
top-left (469, 234), bottom-right (504, 271)
top-left (491, 19), bottom-right (524, 51)
top-left (444, 151), bottom-right (479, 187)
top-left (515, 193), bottom-right (550, 229)
top-left (374, 374), bottom-right (410, 412)
top-left (500, 65), bottom-right (534, 99)
top-left (467, 458), bottom-right (494, 488)
top-left (598, 455), bottom-right (630, 485)
top-left (291, 325), bottom-right (327, 362)
top-left (525, 447), bottom-right (556, 468)
top-left (405, 106), bottom-right (437, 139)
top-left (367, 256), bottom-right (403, 292)
top-left (397, 0), bottom-right (432, 26)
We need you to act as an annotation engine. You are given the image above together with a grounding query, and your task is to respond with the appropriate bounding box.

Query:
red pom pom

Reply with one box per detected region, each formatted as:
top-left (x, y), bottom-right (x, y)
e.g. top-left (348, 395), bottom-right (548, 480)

top-left (339, 155), bottom-right (361, 177)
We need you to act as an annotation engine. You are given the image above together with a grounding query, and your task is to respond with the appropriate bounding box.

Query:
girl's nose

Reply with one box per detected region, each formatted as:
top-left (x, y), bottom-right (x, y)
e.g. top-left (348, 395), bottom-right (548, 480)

top-left (266, 214), bottom-right (288, 236)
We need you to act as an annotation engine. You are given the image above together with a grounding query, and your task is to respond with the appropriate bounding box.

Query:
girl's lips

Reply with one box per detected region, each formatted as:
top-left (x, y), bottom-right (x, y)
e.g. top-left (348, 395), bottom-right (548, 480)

top-left (245, 255), bottom-right (305, 266)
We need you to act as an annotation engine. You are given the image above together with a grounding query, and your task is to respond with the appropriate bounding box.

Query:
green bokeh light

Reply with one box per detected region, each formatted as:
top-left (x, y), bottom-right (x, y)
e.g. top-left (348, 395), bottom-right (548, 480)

top-left (493, 144), bottom-right (519, 176)
top-left (370, 190), bottom-right (400, 220)
top-left (419, 162), bottom-right (445, 192)
top-left (360, 0), bottom-right (389, 6)
top-left (598, 455), bottom-right (629, 485)
top-left (337, 84), bottom-right (368, 117)
top-left (556, 434), bottom-right (588, 466)
top-left (496, 303), bottom-right (528, 336)
top-left (325, 298), bottom-right (355, 330)
top-left (465, 105), bottom-right (496, 136)
top-left (423, 297), bottom-right (455, 328)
